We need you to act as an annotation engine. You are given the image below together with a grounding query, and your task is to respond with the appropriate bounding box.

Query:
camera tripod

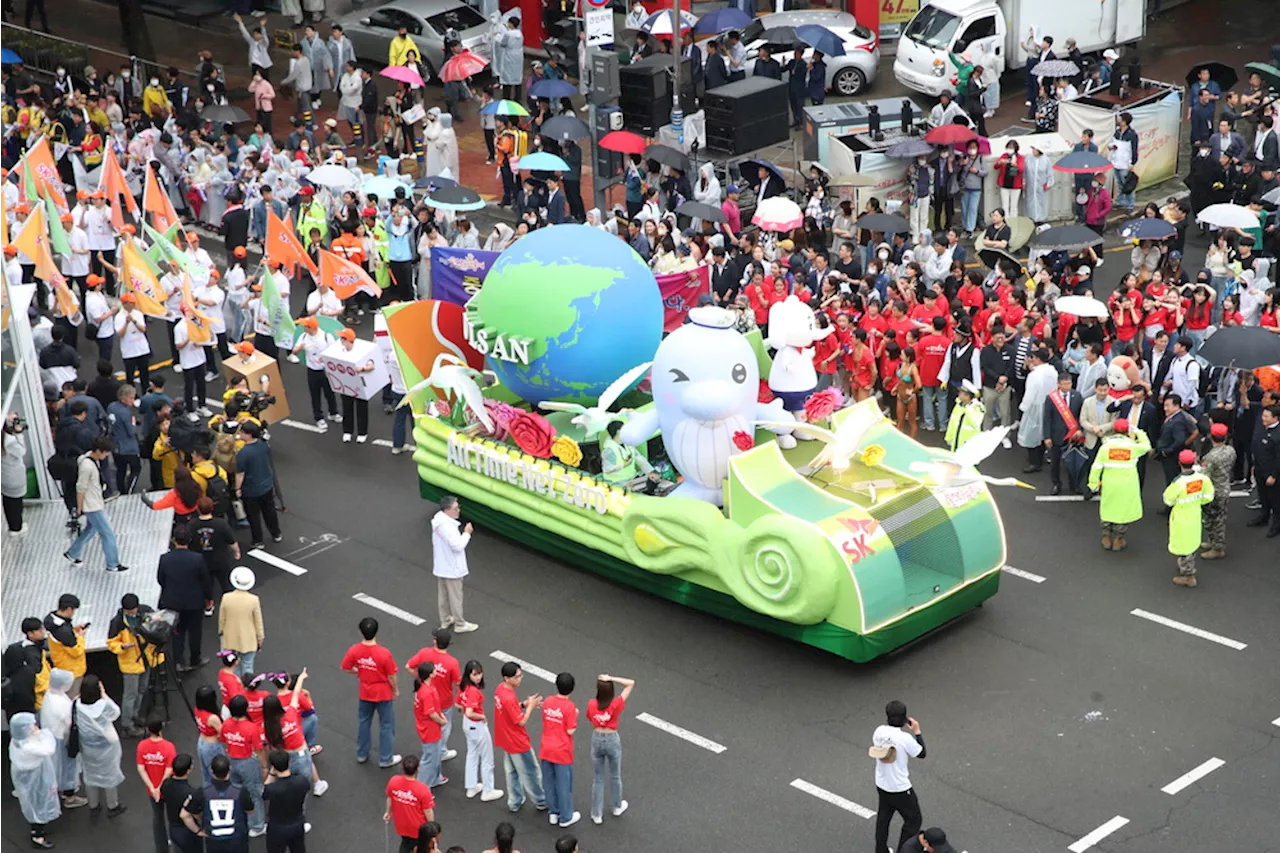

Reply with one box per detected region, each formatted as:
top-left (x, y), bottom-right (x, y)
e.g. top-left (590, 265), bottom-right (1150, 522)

top-left (139, 640), bottom-right (196, 726)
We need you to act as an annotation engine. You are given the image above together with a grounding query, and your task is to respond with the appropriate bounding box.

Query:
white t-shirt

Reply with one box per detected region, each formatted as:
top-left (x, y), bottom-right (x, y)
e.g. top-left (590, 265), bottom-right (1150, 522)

top-left (185, 247), bottom-right (213, 287)
top-left (305, 289), bottom-right (342, 317)
top-left (250, 298), bottom-right (273, 336)
top-left (61, 227), bottom-right (91, 277)
top-left (226, 265), bottom-right (247, 299)
top-left (196, 285), bottom-right (227, 335)
top-left (5, 258), bottom-right (23, 288)
top-left (115, 308), bottom-right (152, 359)
top-left (274, 270), bottom-right (292, 298)
top-left (160, 272), bottom-right (184, 319)
top-left (83, 205), bottom-right (116, 250)
top-left (870, 725), bottom-right (923, 793)
top-left (174, 320), bottom-right (208, 370)
top-left (85, 290), bottom-right (115, 338)
top-left (299, 330), bottom-right (333, 370)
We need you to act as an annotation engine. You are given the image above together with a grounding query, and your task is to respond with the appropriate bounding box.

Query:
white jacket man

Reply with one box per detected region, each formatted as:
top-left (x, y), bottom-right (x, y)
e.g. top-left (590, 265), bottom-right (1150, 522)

top-left (431, 496), bottom-right (477, 632)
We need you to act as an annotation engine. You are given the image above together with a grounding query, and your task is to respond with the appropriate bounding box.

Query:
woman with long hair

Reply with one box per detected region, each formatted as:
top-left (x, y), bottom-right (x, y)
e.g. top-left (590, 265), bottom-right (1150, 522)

top-left (276, 672), bottom-right (324, 756)
top-left (587, 674), bottom-right (635, 825)
top-left (895, 345), bottom-right (921, 438)
top-left (458, 660), bottom-right (503, 802)
top-left (482, 822), bottom-right (518, 853)
top-left (261, 669), bottom-right (329, 796)
top-left (142, 464), bottom-right (201, 530)
top-left (194, 685), bottom-right (226, 787)
top-left (1183, 284), bottom-right (1214, 353)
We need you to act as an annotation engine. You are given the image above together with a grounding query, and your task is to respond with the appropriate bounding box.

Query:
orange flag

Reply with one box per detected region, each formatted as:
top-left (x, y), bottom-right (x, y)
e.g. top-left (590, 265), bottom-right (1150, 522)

top-left (49, 268), bottom-right (81, 321)
top-left (24, 137), bottom-right (69, 217)
top-left (319, 248), bottom-right (382, 300)
top-left (100, 147), bottom-right (139, 231)
top-left (11, 205), bottom-right (59, 281)
top-left (143, 166), bottom-right (181, 236)
top-left (266, 209), bottom-right (319, 277)
top-left (180, 274), bottom-right (214, 344)
top-left (120, 239), bottom-right (170, 317)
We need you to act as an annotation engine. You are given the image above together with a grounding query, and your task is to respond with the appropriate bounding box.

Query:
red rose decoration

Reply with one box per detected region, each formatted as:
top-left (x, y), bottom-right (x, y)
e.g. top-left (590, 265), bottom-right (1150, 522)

top-left (757, 380), bottom-right (775, 404)
top-left (507, 411), bottom-right (556, 458)
top-left (732, 430), bottom-right (755, 451)
top-left (804, 387), bottom-right (844, 423)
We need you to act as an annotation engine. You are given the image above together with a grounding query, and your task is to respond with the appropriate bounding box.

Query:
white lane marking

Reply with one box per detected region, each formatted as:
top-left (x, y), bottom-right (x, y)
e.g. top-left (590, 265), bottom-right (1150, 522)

top-left (789, 779), bottom-right (875, 819)
top-left (370, 439), bottom-right (417, 450)
top-left (635, 712), bottom-right (726, 754)
top-left (352, 593), bottom-right (426, 626)
top-left (1068, 816), bottom-right (1130, 852)
top-left (489, 651), bottom-right (557, 684)
top-left (206, 399), bottom-right (223, 409)
top-left (248, 548), bottom-right (308, 576)
top-left (1002, 565), bottom-right (1046, 583)
top-left (1034, 494), bottom-right (1084, 502)
top-left (1273, 717), bottom-right (1280, 727)
top-left (279, 418), bottom-right (325, 433)
top-left (1130, 609), bottom-right (1248, 651)
top-left (1229, 490), bottom-right (1250, 498)
top-left (1161, 757), bottom-right (1225, 795)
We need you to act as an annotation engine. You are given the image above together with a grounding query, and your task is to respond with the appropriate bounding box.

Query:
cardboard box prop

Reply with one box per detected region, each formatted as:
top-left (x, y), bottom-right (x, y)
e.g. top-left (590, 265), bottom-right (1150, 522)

top-left (223, 350), bottom-right (290, 423)
top-left (322, 339), bottom-right (389, 400)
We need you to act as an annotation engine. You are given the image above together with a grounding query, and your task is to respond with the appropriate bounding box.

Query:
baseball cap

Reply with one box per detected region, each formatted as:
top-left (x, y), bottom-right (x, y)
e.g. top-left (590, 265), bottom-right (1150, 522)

top-left (1113, 418), bottom-right (1129, 434)
top-left (86, 274), bottom-right (103, 287)
top-left (60, 213), bottom-right (73, 224)
top-left (1077, 265), bottom-right (1091, 276)
top-left (298, 316), bottom-right (318, 330)
top-left (1103, 48), bottom-right (1119, 60)
top-left (1210, 422), bottom-right (1228, 438)
top-left (1178, 449), bottom-right (1197, 465)
top-left (120, 224), bottom-right (136, 234)
top-left (325, 117), bottom-right (337, 128)
top-left (3, 245), bottom-right (16, 257)
top-left (726, 184), bottom-right (740, 194)
top-left (120, 292), bottom-right (137, 303)
top-left (360, 206), bottom-right (377, 217)
top-left (338, 328), bottom-right (356, 342)
top-left (235, 341), bottom-right (256, 355)
top-left (234, 246), bottom-right (248, 258)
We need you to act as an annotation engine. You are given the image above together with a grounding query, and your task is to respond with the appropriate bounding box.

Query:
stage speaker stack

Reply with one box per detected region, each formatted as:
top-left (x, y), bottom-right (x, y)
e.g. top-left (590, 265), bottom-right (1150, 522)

top-left (618, 55), bottom-right (695, 135)
top-left (703, 77), bottom-right (789, 155)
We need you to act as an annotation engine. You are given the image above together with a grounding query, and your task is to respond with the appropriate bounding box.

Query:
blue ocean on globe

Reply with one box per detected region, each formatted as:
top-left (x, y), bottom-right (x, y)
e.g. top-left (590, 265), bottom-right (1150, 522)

top-left (471, 224), bottom-right (664, 405)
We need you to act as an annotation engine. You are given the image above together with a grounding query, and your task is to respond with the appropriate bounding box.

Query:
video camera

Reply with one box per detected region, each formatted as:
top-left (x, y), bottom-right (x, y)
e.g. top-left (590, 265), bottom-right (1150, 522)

top-left (239, 391), bottom-right (277, 418)
top-left (169, 401), bottom-right (217, 457)
top-left (138, 610), bottom-right (177, 648)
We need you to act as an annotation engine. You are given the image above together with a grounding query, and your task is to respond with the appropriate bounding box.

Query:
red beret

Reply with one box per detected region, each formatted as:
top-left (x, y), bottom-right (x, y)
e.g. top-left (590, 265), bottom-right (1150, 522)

top-left (1210, 422), bottom-right (1228, 438)
top-left (1178, 449), bottom-right (1197, 465)
top-left (1113, 418), bottom-right (1129, 434)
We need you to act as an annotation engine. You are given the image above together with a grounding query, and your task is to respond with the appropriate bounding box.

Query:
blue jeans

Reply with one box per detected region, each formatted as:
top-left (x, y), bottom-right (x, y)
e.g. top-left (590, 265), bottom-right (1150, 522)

top-left (960, 189), bottom-right (981, 233)
top-left (197, 738), bottom-right (226, 788)
top-left (229, 755), bottom-right (266, 831)
top-left (287, 746), bottom-right (314, 782)
top-left (1113, 169), bottom-right (1136, 209)
top-left (541, 760), bottom-right (574, 822)
top-left (1185, 328), bottom-right (1206, 355)
top-left (302, 711), bottom-right (319, 747)
top-left (418, 738), bottom-right (445, 786)
top-left (392, 405), bottom-right (412, 449)
top-left (503, 748), bottom-right (546, 811)
top-left (590, 731), bottom-right (623, 820)
top-left (357, 698), bottom-right (396, 765)
top-left (234, 651), bottom-right (256, 678)
top-left (920, 386), bottom-right (947, 431)
top-left (67, 509), bottom-right (119, 569)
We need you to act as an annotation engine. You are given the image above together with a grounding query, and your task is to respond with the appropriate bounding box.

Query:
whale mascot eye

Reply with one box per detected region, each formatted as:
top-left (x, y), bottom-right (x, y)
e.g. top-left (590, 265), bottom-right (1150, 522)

top-left (731, 363), bottom-right (747, 384)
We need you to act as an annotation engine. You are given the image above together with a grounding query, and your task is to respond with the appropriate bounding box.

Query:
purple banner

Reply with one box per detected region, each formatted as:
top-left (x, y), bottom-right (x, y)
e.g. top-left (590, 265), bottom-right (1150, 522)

top-left (431, 247), bottom-right (501, 307)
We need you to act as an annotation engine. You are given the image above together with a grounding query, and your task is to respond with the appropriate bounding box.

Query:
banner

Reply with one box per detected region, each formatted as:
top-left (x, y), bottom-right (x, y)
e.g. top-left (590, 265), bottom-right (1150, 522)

top-left (100, 146), bottom-right (139, 230)
top-left (11, 205), bottom-right (58, 281)
top-left (267, 210), bottom-right (319, 277)
top-left (430, 247), bottom-right (500, 307)
top-left (1056, 91), bottom-right (1182, 192)
top-left (143, 166), bottom-right (181, 236)
top-left (23, 137), bottom-right (69, 217)
top-left (318, 248), bottom-right (381, 300)
top-left (119, 239), bottom-right (170, 316)
top-left (656, 265), bottom-right (710, 332)
top-left (180, 274), bottom-right (214, 344)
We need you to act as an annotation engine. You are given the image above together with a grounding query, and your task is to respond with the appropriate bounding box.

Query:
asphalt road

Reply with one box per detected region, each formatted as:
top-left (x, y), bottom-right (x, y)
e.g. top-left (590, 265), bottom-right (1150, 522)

top-left (3, 227), bottom-right (1278, 853)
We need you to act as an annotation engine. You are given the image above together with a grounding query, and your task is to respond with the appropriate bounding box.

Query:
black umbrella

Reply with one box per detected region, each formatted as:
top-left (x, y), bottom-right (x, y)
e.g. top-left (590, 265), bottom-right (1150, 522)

top-left (1118, 217), bottom-right (1176, 241)
top-left (855, 212), bottom-right (910, 234)
top-left (1197, 326), bottom-right (1280, 370)
top-left (1029, 224), bottom-right (1104, 252)
top-left (676, 200), bottom-right (727, 223)
top-left (979, 246), bottom-right (1022, 272)
top-left (644, 143), bottom-right (692, 174)
top-left (1185, 61), bottom-right (1238, 91)
top-left (885, 138), bottom-right (937, 159)
top-left (414, 173), bottom-right (459, 190)
top-left (540, 115), bottom-right (591, 142)
top-left (426, 184), bottom-right (486, 212)
top-left (1054, 150), bottom-right (1113, 174)
top-left (202, 104), bottom-right (252, 124)
top-left (740, 158), bottom-right (784, 188)
top-left (758, 26), bottom-right (802, 48)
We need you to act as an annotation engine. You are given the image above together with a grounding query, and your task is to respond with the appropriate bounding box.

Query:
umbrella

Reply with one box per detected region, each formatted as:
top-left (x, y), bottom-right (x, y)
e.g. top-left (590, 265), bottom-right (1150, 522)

top-left (953, 136), bottom-right (992, 155)
top-left (1185, 61), bottom-right (1237, 91)
top-left (1118, 217), bottom-right (1177, 241)
top-left (644, 143), bottom-right (692, 174)
top-left (0, 48), bottom-right (21, 65)
top-left (540, 114), bottom-right (591, 142)
top-left (758, 26), bottom-right (802, 48)
top-left (307, 164), bottom-right (361, 190)
top-left (530, 79), bottom-right (577, 100)
top-left (1054, 150), bottom-right (1113, 173)
top-left (1197, 326), bottom-right (1280, 370)
top-left (413, 173), bottom-right (458, 190)
top-left (1196, 203), bottom-right (1262, 230)
top-left (479, 99), bottom-right (530, 117)
top-left (638, 9), bottom-right (698, 36)
top-left (677, 200), bottom-right (727, 224)
top-left (1053, 295), bottom-right (1109, 319)
top-left (426, 185), bottom-right (486, 212)
top-left (600, 130), bottom-right (648, 155)
top-left (924, 124), bottom-right (977, 146)
top-left (1030, 224), bottom-right (1104, 252)
top-left (795, 24), bottom-right (846, 58)
top-left (885, 138), bottom-right (937, 159)
top-left (361, 174), bottom-right (412, 200)
top-left (1006, 216), bottom-right (1037, 251)
top-left (855, 212), bottom-right (910, 234)
top-left (979, 246), bottom-right (1022, 272)
top-left (1244, 61), bottom-right (1280, 92)
top-left (381, 64), bottom-right (425, 87)
top-left (752, 197), bottom-right (804, 232)
top-left (1030, 59), bottom-right (1080, 79)
top-left (441, 50), bottom-right (488, 83)
top-left (519, 152), bottom-right (571, 172)
top-left (1262, 186), bottom-right (1280, 206)
top-left (201, 104), bottom-right (252, 124)
top-left (740, 158), bottom-right (784, 188)
top-left (694, 7), bottom-right (752, 36)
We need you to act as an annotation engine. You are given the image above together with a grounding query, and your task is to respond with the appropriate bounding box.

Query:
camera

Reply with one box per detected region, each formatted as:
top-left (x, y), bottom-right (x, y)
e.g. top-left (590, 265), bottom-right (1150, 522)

top-left (3, 415), bottom-right (25, 434)
top-left (138, 610), bottom-right (177, 647)
top-left (243, 391), bottom-right (276, 417)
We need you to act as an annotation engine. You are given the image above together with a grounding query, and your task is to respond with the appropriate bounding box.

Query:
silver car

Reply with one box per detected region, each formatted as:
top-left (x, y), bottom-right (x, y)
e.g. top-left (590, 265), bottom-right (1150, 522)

top-left (336, 0), bottom-right (493, 81)
top-left (740, 11), bottom-right (880, 96)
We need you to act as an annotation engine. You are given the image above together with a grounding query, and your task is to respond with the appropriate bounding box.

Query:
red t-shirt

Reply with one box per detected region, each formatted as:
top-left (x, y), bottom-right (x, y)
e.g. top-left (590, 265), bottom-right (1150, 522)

top-left (493, 682), bottom-right (531, 754)
top-left (414, 682), bottom-right (443, 743)
top-left (385, 775), bottom-right (435, 839)
top-left (957, 284), bottom-right (984, 312)
top-left (1113, 307), bottom-right (1142, 342)
top-left (136, 737), bottom-right (177, 790)
top-left (221, 717), bottom-right (263, 759)
top-left (1222, 310), bottom-right (1245, 327)
top-left (1002, 303), bottom-right (1026, 330)
top-left (885, 315), bottom-right (919, 340)
top-left (218, 669), bottom-right (243, 708)
top-left (458, 684), bottom-right (485, 718)
top-left (586, 697), bottom-right (626, 730)
top-left (812, 334), bottom-right (840, 374)
top-left (1143, 307), bottom-right (1167, 333)
top-left (195, 709), bottom-right (219, 738)
top-left (1261, 309), bottom-right (1279, 329)
top-left (341, 642), bottom-right (397, 703)
top-left (538, 695), bottom-right (579, 765)
top-left (846, 344), bottom-right (876, 388)
top-left (279, 706), bottom-right (306, 751)
top-left (917, 333), bottom-right (950, 386)
top-left (243, 688), bottom-right (268, 724)
top-left (277, 689), bottom-right (315, 715)
top-left (1184, 300), bottom-right (1212, 331)
top-left (406, 647), bottom-right (461, 710)
top-left (880, 356), bottom-right (902, 394)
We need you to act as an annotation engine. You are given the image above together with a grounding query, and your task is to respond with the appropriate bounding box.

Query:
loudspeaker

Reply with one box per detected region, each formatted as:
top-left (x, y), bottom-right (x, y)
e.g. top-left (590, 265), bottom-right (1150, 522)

top-left (593, 106), bottom-right (623, 181)
top-left (703, 77), bottom-right (789, 154)
top-left (619, 56), bottom-right (695, 134)
top-left (1127, 59), bottom-right (1142, 89)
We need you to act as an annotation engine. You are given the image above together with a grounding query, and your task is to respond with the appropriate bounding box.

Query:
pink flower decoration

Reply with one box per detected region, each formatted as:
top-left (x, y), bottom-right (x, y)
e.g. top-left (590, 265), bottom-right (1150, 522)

top-left (432, 400), bottom-right (452, 418)
top-left (803, 387), bottom-right (844, 422)
top-left (757, 380), bottom-right (776, 404)
top-left (732, 430), bottom-right (755, 451)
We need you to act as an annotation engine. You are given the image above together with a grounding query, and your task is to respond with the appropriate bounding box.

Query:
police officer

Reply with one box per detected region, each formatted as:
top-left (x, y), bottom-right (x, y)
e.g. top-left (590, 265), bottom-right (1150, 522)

top-left (1087, 418), bottom-right (1151, 552)
top-left (1163, 449), bottom-right (1215, 588)
top-left (180, 753), bottom-right (257, 851)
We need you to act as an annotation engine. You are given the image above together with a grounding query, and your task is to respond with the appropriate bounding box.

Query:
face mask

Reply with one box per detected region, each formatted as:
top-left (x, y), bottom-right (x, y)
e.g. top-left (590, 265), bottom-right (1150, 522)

top-left (878, 251), bottom-right (889, 260)
top-left (917, 157), bottom-right (927, 165)
top-left (1006, 148), bottom-right (1015, 154)
top-left (122, 71), bottom-right (131, 79)
top-left (967, 148), bottom-right (978, 157)
top-left (150, 79), bottom-right (159, 87)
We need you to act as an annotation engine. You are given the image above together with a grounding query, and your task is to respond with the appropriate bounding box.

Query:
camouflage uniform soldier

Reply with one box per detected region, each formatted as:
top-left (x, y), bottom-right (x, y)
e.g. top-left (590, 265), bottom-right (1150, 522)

top-left (1199, 422), bottom-right (1236, 559)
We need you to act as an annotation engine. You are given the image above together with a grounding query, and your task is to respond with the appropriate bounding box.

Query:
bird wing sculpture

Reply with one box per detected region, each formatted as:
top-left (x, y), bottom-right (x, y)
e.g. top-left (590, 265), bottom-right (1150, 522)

top-left (402, 353), bottom-right (493, 432)
top-left (951, 424), bottom-right (1015, 470)
top-left (538, 362), bottom-right (652, 437)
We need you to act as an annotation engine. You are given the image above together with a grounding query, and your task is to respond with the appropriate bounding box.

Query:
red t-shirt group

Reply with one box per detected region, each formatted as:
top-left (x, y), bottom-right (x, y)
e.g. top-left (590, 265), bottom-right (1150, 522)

top-left (493, 682), bottom-right (531, 754)
top-left (538, 695), bottom-right (579, 765)
top-left (386, 774), bottom-right (435, 839)
top-left (341, 642), bottom-right (398, 703)
top-left (136, 737), bottom-right (177, 791)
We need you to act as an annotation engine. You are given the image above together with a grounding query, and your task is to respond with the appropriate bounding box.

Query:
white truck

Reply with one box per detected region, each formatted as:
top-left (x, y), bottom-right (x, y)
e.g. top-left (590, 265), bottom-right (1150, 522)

top-left (892, 0), bottom-right (1147, 98)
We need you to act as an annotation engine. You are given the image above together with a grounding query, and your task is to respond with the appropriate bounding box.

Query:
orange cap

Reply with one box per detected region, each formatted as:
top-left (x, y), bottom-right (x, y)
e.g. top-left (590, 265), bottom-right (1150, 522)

top-left (90, 190), bottom-right (106, 200)
top-left (12, 203), bottom-right (29, 214)
top-left (0, 168), bottom-right (7, 178)
top-left (60, 213), bottom-right (74, 224)
top-left (120, 224), bottom-right (136, 235)
top-left (185, 231), bottom-right (200, 244)
top-left (338, 328), bottom-right (356, 342)
top-left (298, 316), bottom-right (318, 330)
top-left (3, 245), bottom-right (17, 256)
top-left (268, 259), bottom-right (284, 269)
top-left (235, 341), bottom-right (256, 355)
top-left (233, 246), bottom-right (247, 258)
top-left (86, 274), bottom-right (103, 287)
top-left (208, 269), bottom-right (221, 281)
top-left (76, 190), bottom-right (89, 200)
top-left (120, 292), bottom-right (137, 303)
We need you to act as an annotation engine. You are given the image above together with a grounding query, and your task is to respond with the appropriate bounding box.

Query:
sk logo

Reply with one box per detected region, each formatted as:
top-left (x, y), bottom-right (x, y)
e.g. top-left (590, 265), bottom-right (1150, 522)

top-left (838, 517), bottom-right (878, 564)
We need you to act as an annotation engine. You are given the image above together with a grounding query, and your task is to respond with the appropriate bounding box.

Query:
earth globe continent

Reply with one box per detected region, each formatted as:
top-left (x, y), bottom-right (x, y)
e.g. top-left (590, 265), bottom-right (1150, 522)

top-left (471, 223), bottom-right (665, 405)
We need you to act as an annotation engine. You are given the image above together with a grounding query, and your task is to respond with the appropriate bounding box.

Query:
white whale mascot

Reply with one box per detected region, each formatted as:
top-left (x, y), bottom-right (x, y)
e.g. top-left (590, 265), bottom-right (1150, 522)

top-left (765, 295), bottom-right (833, 422)
top-left (618, 307), bottom-right (794, 506)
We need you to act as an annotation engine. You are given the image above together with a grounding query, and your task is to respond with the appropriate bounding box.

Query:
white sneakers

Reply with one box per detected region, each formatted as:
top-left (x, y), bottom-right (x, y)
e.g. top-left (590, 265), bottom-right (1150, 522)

top-left (593, 800), bottom-right (628, 825)
top-left (249, 828), bottom-right (266, 838)
top-left (313, 780), bottom-right (329, 796)
top-left (317, 419), bottom-right (328, 432)
top-left (614, 800), bottom-right (629, 816)
top-left (342, 434), bottom-right (352, 443)
top-left (8, 525), bottom-right (27, 538)
top-left (560, 812), bottom-right (581, 828)
top-left (549, 814), bottom-right (559, 825)
top-left (331, 412), bottom-right (342, 423)
top-left (356, 435), bottom-right (367, 444)
top-left (378, 754), bottom-right (403, 769)
top-left (480, 789), bottom-right (504, 802)
top-left (452, 621), bottom-right (478, 633)
top-left (287, 353), bottom-right (301, 364)
top-left (442, 749), bottom-right (457, 761)
top-left (391, 446), bottom-right (406, 455)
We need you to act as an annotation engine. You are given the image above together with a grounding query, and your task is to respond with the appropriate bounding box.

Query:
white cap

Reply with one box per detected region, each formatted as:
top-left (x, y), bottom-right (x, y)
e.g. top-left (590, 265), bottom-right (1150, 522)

top-left (1103, 49), bottom-right (1119, 60)
top-left (230, 566), bottom-right (257, 591)
top-left (1077, 265), bottom-right (1092, 276)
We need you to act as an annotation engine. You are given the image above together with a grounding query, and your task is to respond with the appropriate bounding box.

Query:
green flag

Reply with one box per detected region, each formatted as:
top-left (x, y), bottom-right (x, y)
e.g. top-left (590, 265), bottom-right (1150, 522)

top-left (43, 196), bottom-right (71, 256)
top-left (143, 222), bottom-right (195, 277)
top-left (142, 223), bottom-right (179, 275)
top-left (261, 269), bottom-right (295, 346)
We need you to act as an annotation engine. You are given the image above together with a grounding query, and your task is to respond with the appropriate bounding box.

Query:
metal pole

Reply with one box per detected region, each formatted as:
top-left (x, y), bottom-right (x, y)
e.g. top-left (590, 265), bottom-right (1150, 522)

top-left (671, 1), bottom-right (683, 146)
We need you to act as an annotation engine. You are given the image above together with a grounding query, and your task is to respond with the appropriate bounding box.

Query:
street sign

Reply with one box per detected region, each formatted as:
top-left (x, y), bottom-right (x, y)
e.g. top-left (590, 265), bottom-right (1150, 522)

top-left (585, 7), bottom-right (613, 47)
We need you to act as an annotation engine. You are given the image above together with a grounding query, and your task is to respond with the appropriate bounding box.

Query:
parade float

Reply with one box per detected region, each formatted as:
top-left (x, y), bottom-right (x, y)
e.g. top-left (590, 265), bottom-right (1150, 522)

top-left (387, 225), bottom-right (1007, 662)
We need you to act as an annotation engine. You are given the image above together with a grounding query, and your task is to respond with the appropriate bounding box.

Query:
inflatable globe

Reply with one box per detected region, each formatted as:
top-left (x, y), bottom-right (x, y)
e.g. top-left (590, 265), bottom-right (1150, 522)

top-left (468, 224), bottom-right (664, 405)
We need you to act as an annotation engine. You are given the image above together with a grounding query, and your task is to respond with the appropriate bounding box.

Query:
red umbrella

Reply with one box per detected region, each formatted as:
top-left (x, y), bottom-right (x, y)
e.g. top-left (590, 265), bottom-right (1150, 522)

top-left (441, 50), bottom-right (488, 83)
top-left (924, 124), bottom-right (976, 146)
top-left (599, 130), bottom-right (648, 155)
